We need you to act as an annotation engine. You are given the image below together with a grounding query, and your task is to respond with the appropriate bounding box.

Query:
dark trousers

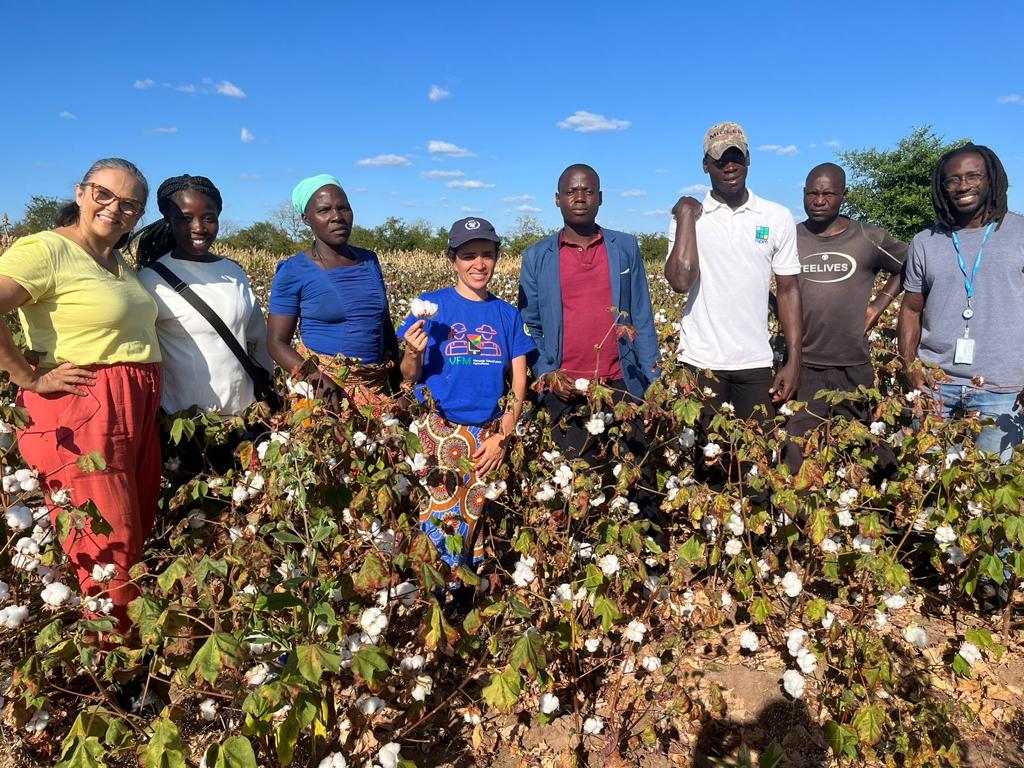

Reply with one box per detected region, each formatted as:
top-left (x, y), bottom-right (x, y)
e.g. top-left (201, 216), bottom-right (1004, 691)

top-left (542, 380), bottom-right (657, 518)
top-left (686, 365), bottom-right (774, 486)
top-left (782, 363), bottom-right (896, 477)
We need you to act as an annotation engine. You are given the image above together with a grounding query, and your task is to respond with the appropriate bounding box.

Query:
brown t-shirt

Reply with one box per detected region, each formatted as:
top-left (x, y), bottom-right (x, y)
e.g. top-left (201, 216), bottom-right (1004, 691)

top-left (797, 219), bottom-right (907, 367)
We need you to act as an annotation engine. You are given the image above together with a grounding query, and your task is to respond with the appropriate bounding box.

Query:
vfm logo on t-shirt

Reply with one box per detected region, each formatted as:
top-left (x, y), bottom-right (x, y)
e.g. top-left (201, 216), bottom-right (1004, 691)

top-left (754, 226), bottom-right (770, 243)
top-left (444, 322), bottom-right (502, 364)
top-left (800, 251), bottom-right (856, 283)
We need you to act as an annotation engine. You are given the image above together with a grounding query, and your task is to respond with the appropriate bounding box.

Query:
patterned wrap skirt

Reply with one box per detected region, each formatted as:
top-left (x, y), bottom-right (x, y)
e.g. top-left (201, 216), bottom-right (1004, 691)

top-left (415, 412), bottom-right (493, 569)
top-left (295, 339), bottom-right (393, 411)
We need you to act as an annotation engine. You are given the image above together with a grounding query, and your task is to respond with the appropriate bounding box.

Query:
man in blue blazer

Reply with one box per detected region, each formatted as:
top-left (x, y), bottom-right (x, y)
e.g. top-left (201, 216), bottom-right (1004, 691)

top-left (518, 163), bottom-right (660, 470)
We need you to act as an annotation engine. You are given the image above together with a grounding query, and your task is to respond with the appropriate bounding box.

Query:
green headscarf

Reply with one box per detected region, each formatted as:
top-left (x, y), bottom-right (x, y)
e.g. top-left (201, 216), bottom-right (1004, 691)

top-left (292, 174), bottom-right (343, 215)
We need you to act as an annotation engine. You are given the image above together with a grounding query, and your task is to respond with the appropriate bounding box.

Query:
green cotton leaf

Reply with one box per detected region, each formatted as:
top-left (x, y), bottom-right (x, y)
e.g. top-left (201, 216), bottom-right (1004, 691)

top-left (482, 666), bottom-right (521, 712)
top-left (804, 598), bottom-right (828, 623)
top-left (421, 602), bottom-right (459, 653)
top-left (852, 703), bottom-right (884, 745)
top-left (55, 736), bottom-right (107, 768)
top-left (193, 557), bottom-right (229, 589)
top-left (509, 629), bottom-right (547, 680)
top-left (60, 709), bottom-right (110, 756)
top-left (823, 720), bottom-right (858, 760)
top-left (253, 593), bottom-right (305, 612)
top-left (676, 536), bottom-right (705, 565)
top-left (964, 628), bottom-right (994, 650)
top-left (952, 653), bottom-right (973, 678)
top-left (808, 506), bottom-right (830, 545)
top-left (351, 645), bottom-right (391, 690)
top-left (760, 742), bottom-right (785, 768)
top-left (35, 618), bottom-right (63, 653)
top-left (275, 696), bottom-right (319, 768)
top-left (137, 718), bottom-right (186, 768)
top-left (750, 596), bottom-right (773, 624)
top-left (980, 554), bottom-right (1006, 585)
top-left (187, 633), bottom-right (242, 685)
top-left (76, 450), bottom-right (107, 473)
top-left (353, 552), bottom-right (391, 595)
top-left (103, 717), bottom-right (131, 749)
top-left (241, 682), bottom-right (287, 738)
top-left (209, 737), bottom-right (258, 768)
top-left (127, 596), bottom-right (167, 647)
top-left (593, 594), bottom-right (621, 632)
top-left (290, 645), bottom-right (341, 685)
top-left (156, 558), bottom-right (189, 594)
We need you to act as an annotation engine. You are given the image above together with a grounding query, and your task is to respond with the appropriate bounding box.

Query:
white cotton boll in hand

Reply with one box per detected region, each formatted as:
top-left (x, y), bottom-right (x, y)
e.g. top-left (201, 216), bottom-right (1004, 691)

top-left (703, 442), bottom-right (722, 459)
top-left (356, 695), bottom-right (385, 715)
top-left (624, 620), bottom-right (647, 642)
top-left (780, 571), bottom-right (802, 598)
top-left (583, 716), bottom-right (604, 735)
top-left (598, 553), bottom-right (620, 576)
top-left (359, 607), bottom-right (388, 639)
top-left (199, 698), bottom-right (218, 721)
top-left (0, 605), bottom-right (29, 629)
top-left (40, 582), bottom-right (71, 608)
top-left (4, 504), bottom-right (33, 531)
top-left (739, 629), bottom-right (760, 652)
top-left (538, 692), bottom-right (560, 714)
top-left (641, 656), bottom-right (662, 672)
top-left (782, 669), bottom-right (805, 699)
top-left (318, 752), bottom-right (348, 768)
top-left (378, 742), bottom-right (402, 768)
top-left (410, 298), bottom-right (439, 319)
top-left (904, 625), bottom-right (928, 650)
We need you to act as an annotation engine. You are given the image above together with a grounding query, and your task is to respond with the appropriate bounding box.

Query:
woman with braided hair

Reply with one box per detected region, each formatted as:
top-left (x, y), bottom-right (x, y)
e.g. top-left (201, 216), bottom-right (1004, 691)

top-left (136, 175), bottom-right (274, 417)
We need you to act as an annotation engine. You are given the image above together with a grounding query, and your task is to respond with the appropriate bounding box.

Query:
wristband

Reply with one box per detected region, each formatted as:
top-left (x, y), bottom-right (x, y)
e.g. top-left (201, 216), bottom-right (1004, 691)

top-left (877, 291), bottom-right (896, 301)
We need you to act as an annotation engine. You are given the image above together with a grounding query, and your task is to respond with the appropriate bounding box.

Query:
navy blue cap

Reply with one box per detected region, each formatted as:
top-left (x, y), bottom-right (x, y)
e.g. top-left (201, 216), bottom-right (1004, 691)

top-left (448, 217), bottom-right (500, 250)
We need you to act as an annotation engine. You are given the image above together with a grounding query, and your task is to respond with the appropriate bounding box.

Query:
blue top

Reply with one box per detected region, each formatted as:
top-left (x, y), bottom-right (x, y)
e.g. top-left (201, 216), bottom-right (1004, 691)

top-left (398, 287), bottom-right (536, 426)
top-left (269, 248), bottom-right (389, 363)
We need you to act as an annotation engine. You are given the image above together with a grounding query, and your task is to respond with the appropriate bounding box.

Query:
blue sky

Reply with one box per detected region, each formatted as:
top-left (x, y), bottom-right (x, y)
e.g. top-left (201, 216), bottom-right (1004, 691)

top-left (3, 1), bottom-right (1023, 238)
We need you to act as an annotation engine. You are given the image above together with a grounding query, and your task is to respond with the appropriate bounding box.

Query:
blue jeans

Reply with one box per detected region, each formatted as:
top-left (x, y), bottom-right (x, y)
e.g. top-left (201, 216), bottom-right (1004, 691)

top-left (935, 384), bottom-right (1024, 463)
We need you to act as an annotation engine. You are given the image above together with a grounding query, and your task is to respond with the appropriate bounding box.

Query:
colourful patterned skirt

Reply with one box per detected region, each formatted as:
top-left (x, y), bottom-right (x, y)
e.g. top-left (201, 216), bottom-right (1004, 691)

top-left (295, 339), bottom-right (393, 411)
top-left (415, 412), bottom-right (492, 569)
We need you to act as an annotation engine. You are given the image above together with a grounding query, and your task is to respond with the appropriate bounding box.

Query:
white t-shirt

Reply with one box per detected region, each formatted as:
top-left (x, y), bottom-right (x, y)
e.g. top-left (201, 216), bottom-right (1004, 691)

top-left (667, 190), bottom-right (799, 370)
top-left (138, 255), bottom-right (274, 415)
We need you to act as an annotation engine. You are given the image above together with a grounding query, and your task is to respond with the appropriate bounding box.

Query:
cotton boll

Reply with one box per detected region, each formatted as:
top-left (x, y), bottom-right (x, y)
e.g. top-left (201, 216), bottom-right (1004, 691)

top-left (244, 663), bottom-right (271, 687)
top-left (958, 641), bottom-right (982, 667)
top-left (904, 625), bottom-right (928, 650)
top-left (410, 674), bottom-right (433, 701)
top-left (318, 752), bottom-right (348, 768)
top-left (40, 582), bottom-right (72, 608)
top-left (359, 607), bottom-right (388, 639)
top-left (356, 695), bottom-right (385, 715)
top-left (739, 629), bottom-right (759, 652)
top-left (780, 571), bottom-right (803, 598)
top-left (583, 716), bottom-right (604, 735)
top-left (796, 648), bottom-right (818, 674)
top-left (23, 709), bottom-right (48, 733)
top-left (702, 442), bottom-right (722, 459)
top-left (4, 504), bottom-right (33, 531)
top-left (378, 742), bottom-right (402, 768)
top-left (786, 628), bottom-right (807, 657)
top-left (0, 605), bottom-right (29, 629)
top-left (641, 655), bottom-right (662, 672)
top-left (538, 692), bottom-right (560, 714)
top-left (782, 669), bottom-right (805, 699)
top-left (199, 698), bottom-right (218, 721)
top-left (598, 554), bottom-right (620, 576)
top-left (624, 620), bottom-right (647, 643)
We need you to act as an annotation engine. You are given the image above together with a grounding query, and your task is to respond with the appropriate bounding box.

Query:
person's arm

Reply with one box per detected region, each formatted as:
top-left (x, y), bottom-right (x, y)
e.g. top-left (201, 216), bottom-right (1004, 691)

top-left (246, 294), bottom-right (275, 373)
top-left (627, 237), bottom-right (661, 387)
top-left (0, 276), bottom-right (97, 396)
top-left (897, 291), bottom-right (928, 392)
top-left (266, 313), bottom-right (341, 407)
top-left (400, 318), bottom-right (428, 384)
top-left (865, 271), bottom-right (905, 331)
top-left (664, 197), bottom-right (702, 293)
top-left (770, 274), bottom-right (803, 403)
top-left (474, 355), bottom-right (528, 475)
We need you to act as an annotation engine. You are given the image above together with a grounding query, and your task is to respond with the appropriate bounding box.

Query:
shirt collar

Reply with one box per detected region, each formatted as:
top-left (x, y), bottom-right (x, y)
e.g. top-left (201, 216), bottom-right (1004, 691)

top-left (702, 189), bottom-right (762, 214)
top-left (558, 226), bottom-right (604, 248)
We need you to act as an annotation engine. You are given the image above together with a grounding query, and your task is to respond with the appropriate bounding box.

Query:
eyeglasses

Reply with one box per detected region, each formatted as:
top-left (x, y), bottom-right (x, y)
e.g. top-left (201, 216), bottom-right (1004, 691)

top-left (941, 172), bottom-right (987, 191)
top-left (80, 183), bottom-right (145, 217)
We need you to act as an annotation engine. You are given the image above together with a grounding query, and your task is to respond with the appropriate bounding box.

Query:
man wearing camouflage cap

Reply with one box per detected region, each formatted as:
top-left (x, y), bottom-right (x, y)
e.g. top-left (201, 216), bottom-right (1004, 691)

top-left (664, 122), bottom-right (803, 481)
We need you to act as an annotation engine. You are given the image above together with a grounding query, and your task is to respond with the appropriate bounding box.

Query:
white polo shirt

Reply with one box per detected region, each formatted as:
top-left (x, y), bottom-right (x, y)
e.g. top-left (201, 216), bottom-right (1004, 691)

top-left (667, 190), bottom-right (799, 370)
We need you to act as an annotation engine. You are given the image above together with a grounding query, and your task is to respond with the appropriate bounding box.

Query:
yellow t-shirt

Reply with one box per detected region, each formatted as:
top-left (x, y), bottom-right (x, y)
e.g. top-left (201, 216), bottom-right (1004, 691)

top-left (0, 231), bottom-right (160, 366)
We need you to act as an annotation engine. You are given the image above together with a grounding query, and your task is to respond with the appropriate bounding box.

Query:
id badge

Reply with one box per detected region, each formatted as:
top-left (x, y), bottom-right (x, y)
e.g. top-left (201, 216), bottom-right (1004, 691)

top-left (954, 336), bottom-right (975, 365)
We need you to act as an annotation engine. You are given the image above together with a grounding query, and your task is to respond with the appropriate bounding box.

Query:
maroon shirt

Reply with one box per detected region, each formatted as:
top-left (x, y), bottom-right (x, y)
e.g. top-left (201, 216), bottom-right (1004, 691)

top-left (558, 229), bottom-right (623, 381)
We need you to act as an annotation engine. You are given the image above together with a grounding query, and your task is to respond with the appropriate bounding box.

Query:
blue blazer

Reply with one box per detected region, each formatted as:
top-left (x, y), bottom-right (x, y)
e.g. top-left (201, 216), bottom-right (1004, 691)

top-left (517, 228), bottom-right (660, 398)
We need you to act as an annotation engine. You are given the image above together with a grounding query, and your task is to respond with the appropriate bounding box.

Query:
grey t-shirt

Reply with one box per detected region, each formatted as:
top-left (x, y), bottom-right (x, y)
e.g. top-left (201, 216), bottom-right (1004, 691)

top-left (797, 220), bottom-right (906, 366)
top-left (904, 211), bottom-right (1024, 389)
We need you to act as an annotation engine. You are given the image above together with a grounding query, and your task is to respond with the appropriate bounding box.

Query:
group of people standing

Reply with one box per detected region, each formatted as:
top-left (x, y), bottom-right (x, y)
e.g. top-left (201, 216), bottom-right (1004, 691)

top-left (0, 120), bottom-right (1020, 633)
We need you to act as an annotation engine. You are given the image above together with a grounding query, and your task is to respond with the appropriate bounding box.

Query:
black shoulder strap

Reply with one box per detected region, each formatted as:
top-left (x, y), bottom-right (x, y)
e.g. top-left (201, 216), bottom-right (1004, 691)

top-left (147, 261), bottom-right (265, 382)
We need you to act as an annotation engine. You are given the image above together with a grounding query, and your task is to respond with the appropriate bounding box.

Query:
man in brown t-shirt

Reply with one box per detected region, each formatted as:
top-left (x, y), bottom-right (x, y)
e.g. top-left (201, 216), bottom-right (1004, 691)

top-left (784, 163), bottom-right (906, 472)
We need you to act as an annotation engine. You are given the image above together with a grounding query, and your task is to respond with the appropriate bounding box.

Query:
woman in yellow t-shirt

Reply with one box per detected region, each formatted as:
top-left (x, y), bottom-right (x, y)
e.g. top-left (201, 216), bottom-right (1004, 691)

top-left (0, 158), bottom-right (161, 635)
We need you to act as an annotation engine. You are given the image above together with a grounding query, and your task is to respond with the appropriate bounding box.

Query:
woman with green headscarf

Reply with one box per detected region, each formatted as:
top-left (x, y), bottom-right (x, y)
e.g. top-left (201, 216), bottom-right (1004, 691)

top-left (266, 175), bottom-right (400, 410)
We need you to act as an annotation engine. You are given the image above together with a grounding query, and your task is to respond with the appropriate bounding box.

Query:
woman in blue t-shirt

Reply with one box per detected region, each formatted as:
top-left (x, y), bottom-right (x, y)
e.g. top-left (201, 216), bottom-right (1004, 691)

top-left (398, 217), bottom-right (535, 576)
top-left (267, 174), bottom-right (400, 410)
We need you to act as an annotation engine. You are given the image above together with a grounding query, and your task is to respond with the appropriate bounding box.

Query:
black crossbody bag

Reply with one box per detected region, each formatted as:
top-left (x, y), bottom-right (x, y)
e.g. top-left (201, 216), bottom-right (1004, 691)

top-left (148, 262), bottom-right (282, 412)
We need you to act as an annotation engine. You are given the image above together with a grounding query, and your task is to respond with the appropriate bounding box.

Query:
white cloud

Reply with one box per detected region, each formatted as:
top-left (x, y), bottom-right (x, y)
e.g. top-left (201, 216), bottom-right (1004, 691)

top-left (516, 204), bottom-right (542, 212)
top-left (502, 194), bottom-right (535, 203)
top-left (356, 154), bottom-right (412, 167)
top-left (620, 189), bottom-right (647, 198)
top-left (239, 173), bottom-right (261, 181)
top-left (428, 85), bottom-right (451, 102)
top-left (151, 127), bottom-right (179, 134)
top-left (216, 80), bottom-right (247, 98)
top-left (557, 110), bottom-right (630, 133)
top-left (459, 206), bottom-right (482, 213)
top-left (447, 179), bottom-right (494, 189)
top-left (642, 209), bottom-right (670, 217)
top-left (403, 201), bottom-right (430, 208)
top-left (58, 111), bottom-right (78, 120)
top-left (428, 140), bottom-right (476, 157)
top-left (133, 78), bottom-right (155, 90)
top-left (240, 127), bottom-right (255, 143)
top-left (421, 170), bottom-right (464, 179)
top-left (171, 83), bottom-right (197, 93)
top-left (998, 94), bottom-right (1023, 104)
top-left (824, 139), bottom-right (842, 148)
top-left (679, 184), bottom-right (710, 195)
top-left (758, 144), bottom-right (800, 156)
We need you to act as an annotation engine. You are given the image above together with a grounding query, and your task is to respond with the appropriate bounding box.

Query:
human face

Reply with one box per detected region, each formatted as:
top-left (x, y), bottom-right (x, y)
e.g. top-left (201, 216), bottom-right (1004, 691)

top-left (941, 152), bottom-right (989, 225)
top-left (168, 190), bottom-right (219, 258)
top-left (703, 147), bottom-right (749, 201)
top-left (803, 172), bottom-right (846, 225)
top-left (452, 239), bottom-right (497, 296)
top-left (555, 169), bottom-right (602, 228)
top-left (75, 169), bottom-right (146, 244)
top-left (303, 185), bottom-right (353, 246)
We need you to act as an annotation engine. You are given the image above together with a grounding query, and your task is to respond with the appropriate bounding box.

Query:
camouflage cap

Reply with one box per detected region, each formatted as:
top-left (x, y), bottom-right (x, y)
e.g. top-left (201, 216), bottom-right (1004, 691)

top-left (703, 122), bottom-right (749, 160)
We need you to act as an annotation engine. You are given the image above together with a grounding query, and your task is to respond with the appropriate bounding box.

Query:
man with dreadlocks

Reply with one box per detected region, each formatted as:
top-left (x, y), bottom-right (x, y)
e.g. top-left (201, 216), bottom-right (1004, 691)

top-left (136, 175), bottom-right (274, 418)
top-left (898, 143), bottom-right (1024, 462)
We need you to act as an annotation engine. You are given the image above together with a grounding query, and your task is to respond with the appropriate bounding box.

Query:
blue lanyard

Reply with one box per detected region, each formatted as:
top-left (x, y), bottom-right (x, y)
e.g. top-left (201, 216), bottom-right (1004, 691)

top-left (951, 221), bottom-right (996, 301)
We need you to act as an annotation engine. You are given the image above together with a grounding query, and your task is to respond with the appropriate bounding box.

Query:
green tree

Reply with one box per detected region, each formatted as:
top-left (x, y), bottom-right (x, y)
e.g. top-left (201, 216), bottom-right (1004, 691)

top-left (634, 231), bottom-right (669, 266)
top-left (13, 195), bottom-right (64, 236)
top-left (502, 215), bottom-right (555, 257)
top-left (218, 221), bottom-right (300, 254)
top-left (838, 125), bottom-right (970, 242)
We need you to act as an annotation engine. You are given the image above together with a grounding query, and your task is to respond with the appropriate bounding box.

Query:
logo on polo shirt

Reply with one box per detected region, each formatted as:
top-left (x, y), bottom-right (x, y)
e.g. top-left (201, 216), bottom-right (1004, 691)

top-left (754, 226), bottom-right (769, 243)
top-left (800, 251), bottom-right (856, 283)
